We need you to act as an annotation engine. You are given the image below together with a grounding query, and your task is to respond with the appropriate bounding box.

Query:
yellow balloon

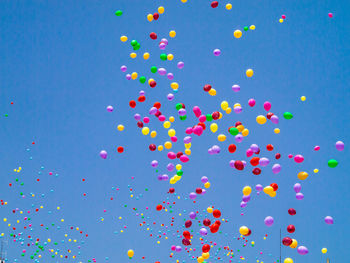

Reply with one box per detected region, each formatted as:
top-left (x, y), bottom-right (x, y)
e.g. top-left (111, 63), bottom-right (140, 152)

top-left (150, 131), bottom-right (157, 138)
top-left (221, 101), bottom-right (229, 110)
top-left (163, 121), bottom-right (171, 129)
top-left (225, 107), bottom-right (232, 114)
top-left (197, 256), bottom-right (204, 263)
top-left (237, 124), bottom-right (244, 132)
top-left (170, 178), bottom-right (176, 184)
top-left (148, 78), bottom-right (155, 84)
top-left (207, 207), bottom-right (213, 213)
top-left (284, 258), bottom-right (293, 263)
top-left (204, 182), bottom-right (211, 188)
top-left (210, 123), bottom-right (218, 133)
top-left (185, 143), bottom-right (191, 149)
top-left (176, 164), bottom-right (182, 170)
top-left (263, 186), bottom-right (274, 194)
top-left (117, 124), bottom-right (124, 131)
top-left (158, 145), bottom-right (163, 151)
top-left (169, 116), bottom-right (175, 122)
top-left (127, 249), bottom-right (134, 258)
top-left (142, 127), bottom-right (149, 135)
top-left (218, 112), bottom-right (223, 119)
top-left (297, 171), bottom-right (309, 180)
top-left (164, 141), bottom-right (172, 149)
top-left (301, 96), bottom-right (306, 101)
top-left (167, 54), bottom-right (174, 60)
top-left (202, 252), bottom-right (210, 259)
top-left (256, 115), bottom-right (267, 124)
top-left (147, 14), bottom-right (153, 22)
top-left (239, 226), bottom-right (249, 235)
top-left (218, 134), bottom-right (226, 142)
top-left (234, 103), bottom-right (241, 108)
top-left (171, 82), bottom-right (179, 90)
top-left (185, 149), bottom-right (191, 155)
top-left (208, 88), bottom-right (216, 96)
top-left (169, 30), bottom-right (176, 38)
top-left (143, 52), bottom-right (150, 60)
top-left (321, 248), bottom-right (327, 253)
top-left (242, 186), bottom-right (252, 196)
top-left (130, 53), bottom-right (137, 59)
top-left (314, 168), bottom-right (319, 173)
top-left (250, 25), bottom-right (256, 30)
top-left (246, 69), bottom-right (254, 77)
top-left (226, 3), bottom-right (232, 10)
top-left (120, 35), bottom-right (128, 42)
top-left (181, 0), bottom-right (187, 2)
top-left (234, 30), bottom-right (242, 38)
top-left (242, 128), bottom-right (249, 136)
top-left (158, 6), bottom-right (165, 14)
top-left (274, 128), bottom-right (280, 134)
top-left (131, 72), bottom-right (138, 79)
top-left (269, 191), bottom-right (277, 197)
top-left (168, 129), bottom-right (176, 137)
top-left (279, 18), bottom-right (284, 23)
top-left (290, 239), bottom-right (298, 248)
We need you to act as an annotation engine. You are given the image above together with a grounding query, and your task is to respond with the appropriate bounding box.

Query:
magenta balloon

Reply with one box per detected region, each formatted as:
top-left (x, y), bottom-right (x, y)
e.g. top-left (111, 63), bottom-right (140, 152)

top-left (335, 141), bottom-right (344, 151)
top-left (201, 176), bottom-right (209, 183)
top-left (256, 184), bottom-right (263, 191)
top-left (293, 183), bottom-right (301, 193)
top-left (99, 150), bottom-right (107, 159)
top-left (325, 216), bottom-right (334, 224)
top-left (246, 148), bottom-right (254, 157)
top-left (248, 98), bottom-right (256, 107)
top-left (177, 61), bottom-right (184, 69)
top-left (294, 154), bottom-right (304, 163)
top-left (263, 101), bottom-right (271, 111)
top-left (151, 160), bottom-right (158, 168)
top-left (189, 192), bottom-right (197, 200)
top-left (240, 201), bottom-right (247, 208)
top-left (106, 105), bottom-right (113, 112)
top-left (189, 212), bottom-right (196, 219)
top-left (297, 246), bottom-right (309, 255)
top-left (272, 164), bottom-right (281, 174)
top-left (270, 115), bottom-right (279, 124)
top-left (296, 192), bottom-right (304, 200)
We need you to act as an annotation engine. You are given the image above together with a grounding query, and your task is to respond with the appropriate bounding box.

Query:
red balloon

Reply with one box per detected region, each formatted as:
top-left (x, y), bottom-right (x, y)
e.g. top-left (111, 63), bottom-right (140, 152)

top-left (150, 80), bottom-right (157, 88)
top-left (228, 144), bottom-right (237, 153)
top-left (117, 146), bottom-right (124, 153)
top-left (234, 160), bottom-right (244, 170)
top-left (169, 188), bottom-right (175, 193)
top-left (275, 153), bottom-right (281, 159)
top-left (287, 224), bottom-right (295, 233)
top-left (137, 121), bottom-right (144, 128)
top-left (235, 121), bottom-right (242, 127)
top-left (210, 223), bottom-right (219, 233)
top-left (129, 100), bottom-right (136, 108)
top-left (195, 188), bottom-right (202, 194)
top-left (215, 220), bottom-right (221, 226)
top-left (185, 220), bottom-right (192, 228)
top-left (288, 208), bottom-right (296, 216)
top-left (138, 95), bottom-right (146, 102)
top-left (176, 152), bottom-right (183, 158)
top-left (156, 204), bottom-right (162, 211)
top-left (203, 84), bottom-right (212, 92)
top-left (149, 144), bottom-right (156, 151)
top-left (211, 1), bottom-right (219, 8)
top-left (153, 13), bottom-right (159, 20)
top-left (266, 144), bottom-right (274, 151)
top-left (183, 231), bottom-right (191, 240)
top-left (266, 112), bottom-right (274, 119)
top-left (250, 157), bottom-right (260, 166)
top-left (252, 168), bottom-right (261, 175)
top-left (213, 209), bottom-right (221, 218)
top-left (153, 102), bottom-right (161, 109)
top-left (150, 32), bottom-right (157, 40)
top-left (182, 238), bottom-right (191, 246)
top-left (202, 244), bottom-right (210, 253)
top-left (246, 229), bottom-right (252, 236)
top-left (282, 237), bottom-right (292, 246)
top-left (203, 218), bottom-right (211, 226)
top-left (270, 183), bottom-right (278, 191)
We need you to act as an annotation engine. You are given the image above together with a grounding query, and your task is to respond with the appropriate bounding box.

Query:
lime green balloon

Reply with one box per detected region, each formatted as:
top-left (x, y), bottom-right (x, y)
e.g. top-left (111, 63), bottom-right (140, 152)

top-left (283, 112), bottom-right (293, 119)
top-left (206, 114), bottom-right (213, 122)
top-left (229, 127), bottom-right (239, 135)
top-left (328, 159), bottom-right (338, 168)
top-left (150, 66), bottom-right (157, 73)
top-left (115, 10), bottom-right (123, 16)
top-left (133, 42), bottom-right (141, 50)
top-left (175, 103), bottom-right (183, 110)
top-left (130, 40), bottom-right (137, 47)
top-left (180, 115), bottom-right (187, 121)
top-left (139, 76), bottom-right (146, 83)
top-left (160, 53), bottom-right (167, 61)
top-left (244, 26), bottom-right (249, 31)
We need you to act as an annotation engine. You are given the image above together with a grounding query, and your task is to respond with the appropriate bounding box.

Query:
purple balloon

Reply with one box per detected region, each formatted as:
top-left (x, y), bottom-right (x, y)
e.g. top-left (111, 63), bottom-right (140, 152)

top-left (264, 216), bottom-right (274, 226)
top-left (175, 246), bottom-right (182, 252)
top-left (199, 228), bottom-right (208, 236)
top-left (234, 106), bottom-right (242, 114)
top-left (297, 246), bottom-right (309, 255)
top-left (256, 184), bottom-right (263, 191)
top-left (272, 164), bottom-right (281, 174)
top-left (184, 136), bottom-right (192, 144)
top-left (157, 174), bottom-right (163, 181)
top-left (167, 93), bottom-right (174, 101)
top-left (159, 42), bottom-right (166, 50)
top-left (240, 201), bottom-right (247, 208)
top-left (229, 160), bottom-right (235, 168)
top-left (167, 73), bottom-right (174, 80)
top-left (201, 189), bottom-right (207, 195)
top-left (325, 216), bottom-right (334, 224)
top-left (250, 144), bottom-right (259, 153)
top-left (296, 192), bottom-right (304, 200)
top-left (149, 107), bottom-right (158, 115)
top-left (270, 115), bottom-right (279, 124)
top-left (211, 145), bottom-right (221, 154)
top-left (201, 176), bottom-right (209, 183)
top-left (126, 74), bottom-right (131, 80)
top-left (106, 105), bottom-right (113, 112)
top-left (134, 113), bottom-right (141, 120)
top-left (178, 108), bottom-right (187, 116)
top-left (335, 141), bottom-right (344, 151)
top-left (189, 212), bottom-right (196, 219)
top-left (120, 65), bottom-right (127, 72)
top-left (151, 160), bottom-right (158, 168)
top-left (189, 192), bottom-right (197, 200)
top-left (242, 195), bottom-right (251, 202)
top-left (213, 49), bottom-right (221, 56)
top-left (167, 163), bottom-right (175, 171)
top-left (99, 150), bottom-right (107, 159)
top-left (232, 84), bottom-right (240, 92)
top-left (161, 38), bottom-right (168, 45)
top-left (259, 157), bottom-right (270, 167)
top-left (177, 61), bottom-right (184, 69)
top-left (293, 183), bottom-right (301, 193)
top-left (235, 134), bottom-right (243, 143)
top-left (158, 68), bottom-right (167, 75)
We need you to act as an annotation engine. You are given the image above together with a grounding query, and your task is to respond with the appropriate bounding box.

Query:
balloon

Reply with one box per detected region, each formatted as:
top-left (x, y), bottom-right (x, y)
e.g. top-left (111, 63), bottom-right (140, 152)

top-left (283, 112), bottom-right (293, 119)
top-left (325, 216), bottom-right (334, 224)
top-left (297, 246), bottom-right (309, 255)
top-left (328, 159), bottom-right (338, 168)
top-left (263, 101), bottom-right (271, 111)
top-left (200, 228), bottom-right (208, 236)
top-left (284, 258), bottom-right (293, 263)
top-left (322, 248), bottom-right (327, 253)
top-left (213, 49), bottom-right (221, 56)
top-left (288, 208), bottom-right (296, 215)
top-left (232, 84), bottom-right (240, 92)
top-left (242, 186), bottom-right (252, 196)
top-left (189, 211), bottom-right (196, 219)
top-left (256, 115), bottom-right (267, 124)
top-left (210, 223), bottom-right (219, 233)
top-left (264, 216), bottom-right (274, 226)
top-left (106, 105), bottom-right (114, 112)
top-left (127, 249), bottom-right (134, 258)
top-left (287, 224), bottom-right (295, 233)
top-left (296, 192), bottom-right (304, 200)
top-left (256, 184), bottom-right (263, 191)
top-left (246, 69), bottom-right (254, 77)
top-left (234, 160), bottom-right (244, 170)
top-left (210, 123), bottom-right (218, 133)
top-left (294, 155), bottom-right (304, 163)
top-left (239, 226), bottom-right (249, 235)
top-left (263, 186), bottom-right (274, 195)
top-left (335, 141), bottom-right (344, 151)
top-left (234, 30), bottom-right (242, 38)
top-left (213, 209), bottom-right (221, 218)
top-left (290, 239), bottom-right (298, 248)
top-left (183, 230), bottom-right (191, 239)
top-left (272, 164), bottom-right (281, 174)
top-left (297, 171), bottom-right (308, 180)
top-left (293, 183), bottom-right (301, 193)
top-left (185, 220), bottom-right (192, 228)
top-left (282, 237), bottom-right (292, 246)
top-left (201, 176), bottom-right (209, 183)
top-left (202, 244), bottom-right (210, 253)
top-left (100, 150), bottom-right (107, 159)
top-left (248, 98), bottom-right (256, 107)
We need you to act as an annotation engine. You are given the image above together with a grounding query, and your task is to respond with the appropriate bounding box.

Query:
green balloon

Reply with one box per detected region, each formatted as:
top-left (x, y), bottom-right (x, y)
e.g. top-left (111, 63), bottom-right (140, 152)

top-left (328, 159), bottom-right (338, 168)
top-left (150, 66), bottom-right (157, 73)
top-left (206, 114), bottom-right (213, 122)
top-left (139, 76), bottom-right (146, 83)
top-left (133, 42), bottom-right (141, 50)
top-left (175, 103), bottom-right (183, 110)
top-left (180, 115), bottom-right (187, 121)
top-left (115, 10), bottom-right (123, 16)
top-left (160, 53), bottom-right (167, 61)
top-left (244, 26), bottom-right (249, 31)
top-left (283, 112), bottom-right (293, 119)
top-left (229, 127), bottom-right (239, 135)
top-left (177, 170), bottom-right (183, 176)
top-left (130, 40), bottom-right (137, 47)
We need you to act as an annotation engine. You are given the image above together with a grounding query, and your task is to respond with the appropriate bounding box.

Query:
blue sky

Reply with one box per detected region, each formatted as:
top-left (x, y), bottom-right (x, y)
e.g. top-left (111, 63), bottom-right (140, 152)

top-left (0, 0), bottom-right (349, 262)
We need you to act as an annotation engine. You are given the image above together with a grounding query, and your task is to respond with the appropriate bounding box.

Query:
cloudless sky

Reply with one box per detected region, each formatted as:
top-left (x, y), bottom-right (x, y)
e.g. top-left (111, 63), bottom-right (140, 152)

top-left (0, 0), bottom-right (350, 262)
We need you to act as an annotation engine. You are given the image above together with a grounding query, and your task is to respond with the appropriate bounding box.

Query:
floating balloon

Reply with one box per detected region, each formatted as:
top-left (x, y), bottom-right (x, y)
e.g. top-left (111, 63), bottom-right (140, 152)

top-left (325, 216), bottom-right (334, 224)
top-left (264, 216), bottom-right (274, 226)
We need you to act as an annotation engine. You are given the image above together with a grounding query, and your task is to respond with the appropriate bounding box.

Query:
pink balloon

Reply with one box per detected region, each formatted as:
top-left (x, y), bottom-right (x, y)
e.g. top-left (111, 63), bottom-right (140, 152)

top-left (263, 101), bottom-right (271, 111)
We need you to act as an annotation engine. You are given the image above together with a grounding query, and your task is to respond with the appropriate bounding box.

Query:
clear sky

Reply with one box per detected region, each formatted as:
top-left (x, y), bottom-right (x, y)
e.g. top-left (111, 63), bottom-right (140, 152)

top-left (0, 0), bottom-right (349, 263)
